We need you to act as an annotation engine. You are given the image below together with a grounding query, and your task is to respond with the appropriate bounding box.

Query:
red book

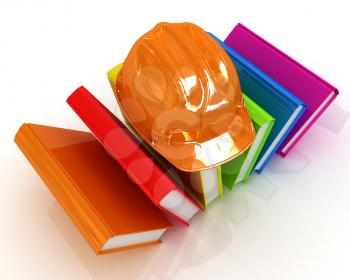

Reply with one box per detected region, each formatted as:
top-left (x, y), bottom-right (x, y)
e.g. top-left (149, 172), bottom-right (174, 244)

top-left (67, 86), bottom-right (202, 225)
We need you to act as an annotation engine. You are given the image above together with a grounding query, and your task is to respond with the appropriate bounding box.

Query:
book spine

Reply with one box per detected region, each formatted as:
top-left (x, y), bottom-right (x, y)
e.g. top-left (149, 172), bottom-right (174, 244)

top-left (67, 87), bottom-right (176, 203)
top-left (14, 124), bottom-right (110, 254)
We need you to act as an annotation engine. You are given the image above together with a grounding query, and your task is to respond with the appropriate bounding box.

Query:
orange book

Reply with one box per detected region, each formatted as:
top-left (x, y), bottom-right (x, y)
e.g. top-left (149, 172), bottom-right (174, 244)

top-left (15, 123), bottom-right (172, 255)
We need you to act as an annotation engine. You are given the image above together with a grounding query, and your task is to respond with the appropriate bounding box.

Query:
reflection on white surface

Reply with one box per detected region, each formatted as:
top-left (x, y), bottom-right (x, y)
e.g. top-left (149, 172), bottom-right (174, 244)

top-left (266, 148), bottom-right (311, 174)
top-left (316, 104), bottom-right (350, 134)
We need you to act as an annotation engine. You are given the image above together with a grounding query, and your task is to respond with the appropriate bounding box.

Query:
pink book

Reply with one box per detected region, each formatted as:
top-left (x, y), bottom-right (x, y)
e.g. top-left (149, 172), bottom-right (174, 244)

top-left (224, 23), bottom-right (339, 156)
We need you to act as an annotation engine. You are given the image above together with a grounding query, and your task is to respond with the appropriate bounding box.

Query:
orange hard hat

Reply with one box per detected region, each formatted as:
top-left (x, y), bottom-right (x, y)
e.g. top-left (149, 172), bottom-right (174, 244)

top-left (115, 22), bottom-right (255, 172)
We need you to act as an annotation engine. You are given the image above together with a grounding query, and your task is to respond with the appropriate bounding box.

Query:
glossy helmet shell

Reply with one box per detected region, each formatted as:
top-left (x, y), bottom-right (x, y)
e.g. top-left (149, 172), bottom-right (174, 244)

top-left (115, 22), bottom-right (255, 172)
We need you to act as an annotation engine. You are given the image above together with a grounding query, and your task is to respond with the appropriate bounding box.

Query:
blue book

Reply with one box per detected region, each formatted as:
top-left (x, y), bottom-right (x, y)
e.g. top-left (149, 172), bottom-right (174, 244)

top-left (210, 33), bottom-right (306, 172)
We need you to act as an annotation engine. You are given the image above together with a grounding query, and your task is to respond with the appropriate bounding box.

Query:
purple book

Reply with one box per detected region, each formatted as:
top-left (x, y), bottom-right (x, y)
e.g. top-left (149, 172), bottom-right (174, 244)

top-left (224, 23), bottom-right (339, 156)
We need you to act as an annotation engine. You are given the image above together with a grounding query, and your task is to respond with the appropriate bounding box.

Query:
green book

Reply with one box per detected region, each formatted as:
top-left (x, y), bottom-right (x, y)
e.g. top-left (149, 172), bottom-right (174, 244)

top-left (222, 94), bottom-right (275, 190)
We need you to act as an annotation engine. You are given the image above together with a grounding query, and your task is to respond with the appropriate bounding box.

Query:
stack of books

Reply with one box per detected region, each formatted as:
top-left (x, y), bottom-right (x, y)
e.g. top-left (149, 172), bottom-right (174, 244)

top-left (15, 22), bottom-right (338, 255)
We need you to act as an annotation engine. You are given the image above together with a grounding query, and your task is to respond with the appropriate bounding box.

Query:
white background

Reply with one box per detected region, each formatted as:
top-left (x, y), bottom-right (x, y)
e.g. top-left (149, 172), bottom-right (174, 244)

top-left (1, 0), bottom-right (350, 279)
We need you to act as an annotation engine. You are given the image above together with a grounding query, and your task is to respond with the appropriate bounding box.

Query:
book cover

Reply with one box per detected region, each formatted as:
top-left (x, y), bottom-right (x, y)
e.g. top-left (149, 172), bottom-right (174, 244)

top-left (210, 33), bottom-right (306, 172)
top-left (221, 94), bottom-right (275, 189)
top-left (67, 87), bottom-right (202, 225)
top-left (224, 23), bottom-right (339, 156)
top-left (15, 123), bottom-right (172, 255)
top-left (108, 64), bottom-right (223, 209)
